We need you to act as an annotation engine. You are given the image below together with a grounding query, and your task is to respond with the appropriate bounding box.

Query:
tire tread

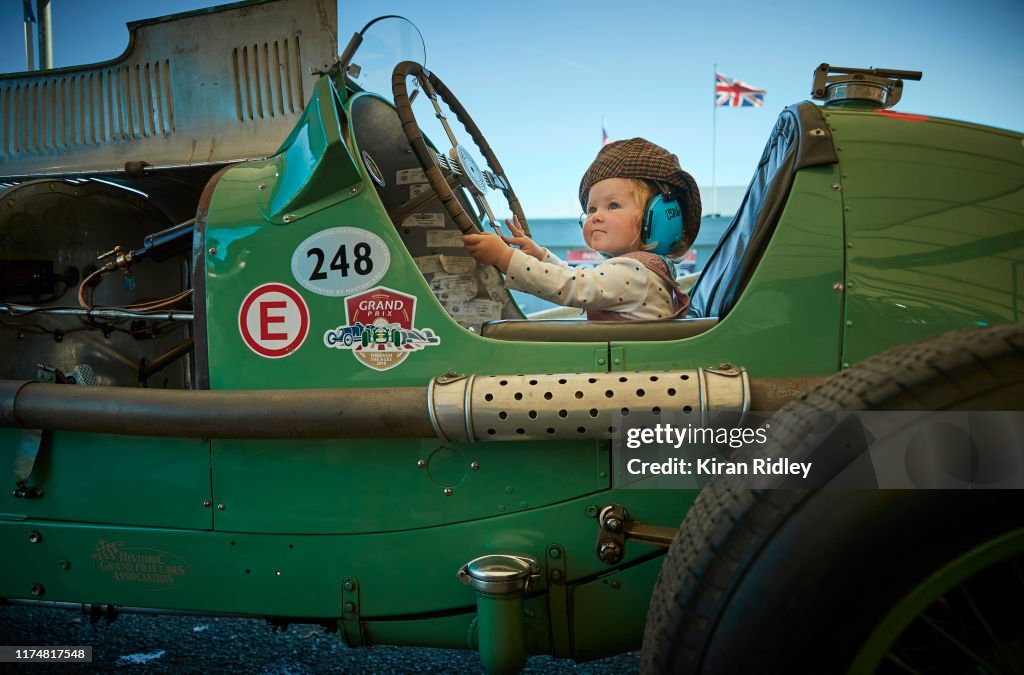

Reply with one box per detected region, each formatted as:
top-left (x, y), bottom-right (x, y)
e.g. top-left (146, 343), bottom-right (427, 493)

top-left (640, 323), bottom-right (1024, 674)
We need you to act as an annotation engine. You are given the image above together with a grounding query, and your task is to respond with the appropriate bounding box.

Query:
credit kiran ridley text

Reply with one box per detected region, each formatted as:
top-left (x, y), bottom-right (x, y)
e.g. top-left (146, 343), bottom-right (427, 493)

top-left (625, 457), bottom-right (813, 479)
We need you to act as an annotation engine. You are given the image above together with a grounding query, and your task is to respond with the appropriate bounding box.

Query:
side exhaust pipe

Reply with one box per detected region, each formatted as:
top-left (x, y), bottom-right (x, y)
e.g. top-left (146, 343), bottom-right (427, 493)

top-left (0, 370), bottom-right (825, 440)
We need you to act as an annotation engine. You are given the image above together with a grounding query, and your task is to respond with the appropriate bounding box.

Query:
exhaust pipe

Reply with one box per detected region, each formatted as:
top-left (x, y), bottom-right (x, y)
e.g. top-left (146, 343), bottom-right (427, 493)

top-left (0, 370), bottom-right (823, 440)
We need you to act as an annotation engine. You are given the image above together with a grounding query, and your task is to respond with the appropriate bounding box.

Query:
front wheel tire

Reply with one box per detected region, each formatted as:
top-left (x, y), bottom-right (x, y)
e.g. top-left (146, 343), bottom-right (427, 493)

top-left (641, 323), bottom-right (1024, 674)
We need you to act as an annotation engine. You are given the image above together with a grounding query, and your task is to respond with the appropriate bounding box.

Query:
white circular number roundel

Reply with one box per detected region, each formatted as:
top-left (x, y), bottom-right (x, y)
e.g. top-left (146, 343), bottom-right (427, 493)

top-left (291, 227), bottom-right (390, 297)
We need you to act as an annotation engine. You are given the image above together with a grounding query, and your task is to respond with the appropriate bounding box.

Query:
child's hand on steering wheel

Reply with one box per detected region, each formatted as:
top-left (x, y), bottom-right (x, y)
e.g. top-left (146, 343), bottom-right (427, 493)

top-left (502, 215), bottom-right (546, 262)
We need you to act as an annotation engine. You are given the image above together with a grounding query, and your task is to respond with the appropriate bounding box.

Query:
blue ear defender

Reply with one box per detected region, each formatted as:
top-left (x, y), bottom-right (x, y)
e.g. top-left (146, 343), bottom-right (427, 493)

top-left (642, 191), bottom-right (685, 256)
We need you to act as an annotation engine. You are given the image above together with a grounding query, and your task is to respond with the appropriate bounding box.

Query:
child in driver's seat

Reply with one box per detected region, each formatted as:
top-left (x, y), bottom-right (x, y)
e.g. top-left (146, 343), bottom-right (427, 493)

top-left (462, 137), bottom-right (700, 320)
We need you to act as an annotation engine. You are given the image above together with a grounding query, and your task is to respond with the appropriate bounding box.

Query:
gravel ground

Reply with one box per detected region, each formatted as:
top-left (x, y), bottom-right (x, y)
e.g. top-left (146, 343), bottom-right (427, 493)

top-left (0, 606), bottom-right (639, 674)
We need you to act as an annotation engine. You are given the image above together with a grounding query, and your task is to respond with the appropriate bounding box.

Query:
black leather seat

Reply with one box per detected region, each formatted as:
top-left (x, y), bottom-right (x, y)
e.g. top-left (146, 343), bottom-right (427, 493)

top-left (688, 101), bottom-right (838, 318)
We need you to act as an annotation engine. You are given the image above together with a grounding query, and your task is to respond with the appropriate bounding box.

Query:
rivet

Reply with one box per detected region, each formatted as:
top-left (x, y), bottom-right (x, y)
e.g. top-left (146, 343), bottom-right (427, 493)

top-left (832, 282), bottom-right (844, 292)
top-left (585, 505), bottom-right (598, 517)
top-left (548, 546), bottom-right (560, 559)
top-left (842, 362), bottom-right (851, 369)
top-left (217, 503), bottom-right (225, 510)
top-left (831, 183), bottom-right (841, 191)
top-left (343, 579), bottom-right (356, 592)
top-left (846, 320), bottom-right (854, 327)
top-left (274, 570), bottom-right (281, 576)
top-left (49, 183), bottom-right (56, 191)
top-left (597, 358), bottom-right (606, 365)
top-left (208, 247), bottom-right (217, 256)
top-left (57, 559), bottom-right (70, 570)
top-left (257, 183), bottom-right (267, 191)
top-left (550, 569), bottom-right (563, 583)
top-left (443, 487), bottom-right (453, 496)
top-left (282, 214), bottom-right (293, 223)
top-left (505, 486), bottom-right (513, 494)
top-left (6, 199), bottom-right (14, 206)
top-left (344, 601), bottom-right (356, 613)
top-left (31, 584), bottom-right (44, 596)
top-left (599, 471), bottom-right (608, 478)
top-left (470, 461), bottom-right (480, 470)
top-left (613, 358), bottom-right (621, 365)
top-left (349, 187), bottom-right (358, 195)
top-left (611, 580), bottom-right (621, 590)
top-left (417, 459), bottom-right (426, 468)
top-left (497, 505), bottom-right (506, 512)
top-left (847, 242), bottom-right (853, 248)
top-left (202, 499), bottom-right (212, 508)
top-left (28, 531), bottom-right (42, 544)
top-left (519, 500), bottom-right (528, 508)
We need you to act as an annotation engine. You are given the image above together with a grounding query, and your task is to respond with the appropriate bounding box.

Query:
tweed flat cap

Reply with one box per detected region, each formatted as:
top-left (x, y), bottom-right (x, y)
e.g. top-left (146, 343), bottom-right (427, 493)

top-left (579, 138), bottom-right (701, 253)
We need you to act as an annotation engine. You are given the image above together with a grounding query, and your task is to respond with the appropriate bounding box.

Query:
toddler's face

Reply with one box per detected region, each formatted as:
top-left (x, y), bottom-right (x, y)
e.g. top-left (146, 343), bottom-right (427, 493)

top-left (582, 178), bottom-right (644, 256)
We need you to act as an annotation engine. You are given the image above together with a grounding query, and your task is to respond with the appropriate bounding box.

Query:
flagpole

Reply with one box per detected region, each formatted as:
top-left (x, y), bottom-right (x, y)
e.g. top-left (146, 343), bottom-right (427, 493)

top-left (712, 62), bottom-right (717, 215)
top-left (23, 1), bottom-right (36, 70)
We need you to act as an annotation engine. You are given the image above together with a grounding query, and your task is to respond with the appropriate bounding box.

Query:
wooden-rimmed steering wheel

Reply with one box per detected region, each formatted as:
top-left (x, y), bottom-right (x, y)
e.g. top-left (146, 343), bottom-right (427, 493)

top-left (391, 61), bottom-right (530, 237)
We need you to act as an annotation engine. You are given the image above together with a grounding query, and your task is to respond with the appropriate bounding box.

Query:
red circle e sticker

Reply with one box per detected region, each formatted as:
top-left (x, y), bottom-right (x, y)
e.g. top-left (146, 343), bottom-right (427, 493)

top-left (238, 283), bottom-right (310, 358)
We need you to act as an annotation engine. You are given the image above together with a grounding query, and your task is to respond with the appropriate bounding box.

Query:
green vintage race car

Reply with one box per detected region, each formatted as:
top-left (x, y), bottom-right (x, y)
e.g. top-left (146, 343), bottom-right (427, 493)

top-left (0, 1), bottom-right (1022, 673)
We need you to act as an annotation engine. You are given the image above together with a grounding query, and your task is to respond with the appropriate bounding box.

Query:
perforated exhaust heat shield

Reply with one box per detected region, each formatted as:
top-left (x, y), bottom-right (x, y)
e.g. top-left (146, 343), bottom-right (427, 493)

top-left (428, 367), bottom-right (748, 443)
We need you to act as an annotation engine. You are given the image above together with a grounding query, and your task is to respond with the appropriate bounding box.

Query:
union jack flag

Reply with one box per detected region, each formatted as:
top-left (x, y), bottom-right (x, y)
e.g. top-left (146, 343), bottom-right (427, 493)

top-left (715, 72), bottom-right (765, 107)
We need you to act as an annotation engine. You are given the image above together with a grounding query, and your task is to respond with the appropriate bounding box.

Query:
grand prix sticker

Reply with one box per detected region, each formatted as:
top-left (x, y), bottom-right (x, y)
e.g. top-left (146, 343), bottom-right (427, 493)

top-left (239, 283), bottom-right (310, 358)
top-left (323, 286), bottom-right (440, 371)
top-left (291, 227), bottom-right (390, 297)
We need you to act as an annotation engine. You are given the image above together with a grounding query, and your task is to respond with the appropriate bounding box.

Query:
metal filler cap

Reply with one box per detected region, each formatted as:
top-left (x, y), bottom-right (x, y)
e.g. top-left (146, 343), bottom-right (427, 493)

top-left (457, 554), bottom-right (539, 595)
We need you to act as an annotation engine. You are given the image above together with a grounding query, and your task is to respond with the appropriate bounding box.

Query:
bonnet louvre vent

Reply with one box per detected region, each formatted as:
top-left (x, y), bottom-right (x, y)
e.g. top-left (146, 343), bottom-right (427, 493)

top-left (0, 61), bottom-right (174, 156)
top-left (232, 37), bottom-right (304, 122)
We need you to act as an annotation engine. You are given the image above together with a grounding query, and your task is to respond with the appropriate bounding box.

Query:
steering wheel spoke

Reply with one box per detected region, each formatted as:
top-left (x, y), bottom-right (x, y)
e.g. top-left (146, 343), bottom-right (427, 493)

top-left (483, 169), bottom-right (510, 195)
top-left (472, 193), bottom-right (502, 236)
top-left (433, 149), bottom-right (462, 176)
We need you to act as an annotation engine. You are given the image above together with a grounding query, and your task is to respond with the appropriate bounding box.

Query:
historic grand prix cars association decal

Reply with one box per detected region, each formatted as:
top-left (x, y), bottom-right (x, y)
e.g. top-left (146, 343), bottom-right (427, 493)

top-left (238, 283), bottom-right (310, 358)
top-left (323, 286), bottom-right (440, 371)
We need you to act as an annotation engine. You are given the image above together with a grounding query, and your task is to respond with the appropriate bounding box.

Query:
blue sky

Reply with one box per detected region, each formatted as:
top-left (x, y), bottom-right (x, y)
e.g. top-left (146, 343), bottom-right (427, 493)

top-left (2, 0), bottom-right (1022, 217)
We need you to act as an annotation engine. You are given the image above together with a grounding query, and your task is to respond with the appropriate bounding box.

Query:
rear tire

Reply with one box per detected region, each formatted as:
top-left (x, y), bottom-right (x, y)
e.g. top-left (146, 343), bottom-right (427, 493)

top-left (641, 323), bottom-right (1024, 674)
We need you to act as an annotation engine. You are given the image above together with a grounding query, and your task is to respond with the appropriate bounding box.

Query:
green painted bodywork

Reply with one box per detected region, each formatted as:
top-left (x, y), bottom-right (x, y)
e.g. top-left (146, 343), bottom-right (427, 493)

top-left (828, 110), bottom-right (1024, 365)
top-left (1, 52), bottom-right (1022, 667)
